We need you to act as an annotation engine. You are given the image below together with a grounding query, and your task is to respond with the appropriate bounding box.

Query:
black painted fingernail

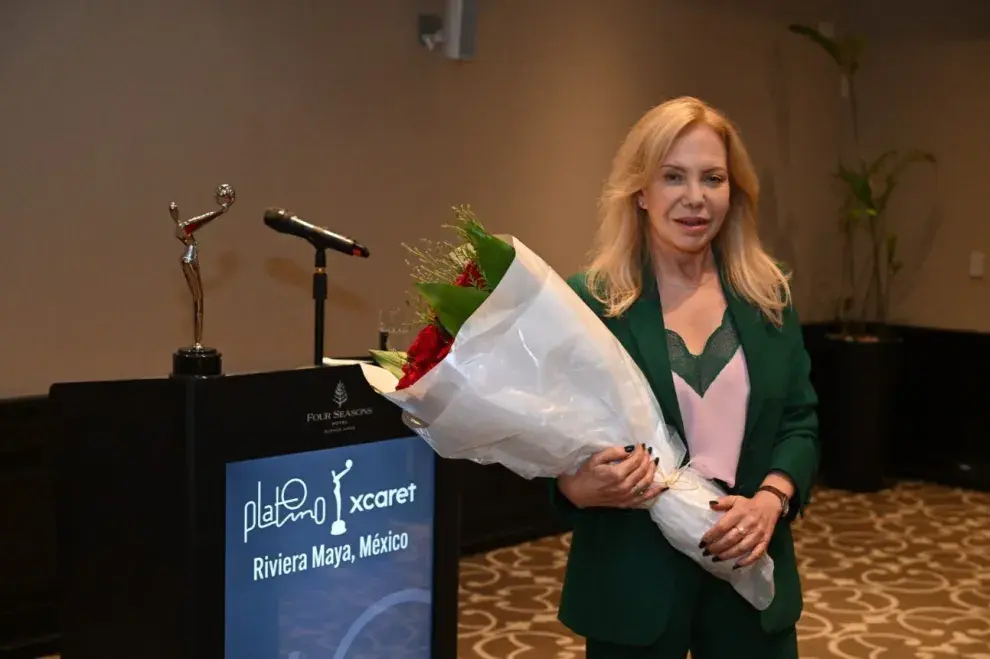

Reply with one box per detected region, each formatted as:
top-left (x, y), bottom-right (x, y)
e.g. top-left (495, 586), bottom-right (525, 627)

top-left (702, 549), bottom-right (711, 557)
top-left (654, 457), bottom-right (659, 466)
top-left (699, 540), bottom-right (707, 549)
top-left (641, 443), bottom-right (647, 450)
top-left (732, 564), bottom-right (742, 570)
top-left (709, 500), bottom-right (718, 508)
top-left (624, 445), bottom-right (634, 452)
top-left (712, 556), bottom-right (722, 563)
top-left (648, 446), bottom-right (653, 455)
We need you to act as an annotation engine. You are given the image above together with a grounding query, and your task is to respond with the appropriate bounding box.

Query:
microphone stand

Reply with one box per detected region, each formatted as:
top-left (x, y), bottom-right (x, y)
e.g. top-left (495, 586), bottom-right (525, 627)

top-left (313, 247), bottom-right (327, 367)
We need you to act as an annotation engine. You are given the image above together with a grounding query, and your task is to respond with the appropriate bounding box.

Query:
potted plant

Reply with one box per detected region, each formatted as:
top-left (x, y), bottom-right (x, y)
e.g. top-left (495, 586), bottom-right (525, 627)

top-left (788, 24), bottom-right (937, 491)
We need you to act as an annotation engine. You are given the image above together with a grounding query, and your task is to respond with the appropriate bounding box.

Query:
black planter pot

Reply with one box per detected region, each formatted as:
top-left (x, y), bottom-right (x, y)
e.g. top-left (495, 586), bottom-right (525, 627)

top-left (808, 330), bottom-right (903, 493)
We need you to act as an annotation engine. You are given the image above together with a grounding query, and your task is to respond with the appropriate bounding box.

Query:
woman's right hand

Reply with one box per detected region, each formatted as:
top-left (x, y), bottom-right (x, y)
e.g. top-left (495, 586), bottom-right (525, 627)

top-left (557, 444), bottom-right (666, 509)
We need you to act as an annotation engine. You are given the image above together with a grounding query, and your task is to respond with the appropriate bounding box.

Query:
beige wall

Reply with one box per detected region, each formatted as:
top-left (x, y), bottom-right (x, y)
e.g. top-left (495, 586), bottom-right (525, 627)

top-left (1, 0), bottom-right (982, 398)
top-left (841, 0), bottom-right (990, 331)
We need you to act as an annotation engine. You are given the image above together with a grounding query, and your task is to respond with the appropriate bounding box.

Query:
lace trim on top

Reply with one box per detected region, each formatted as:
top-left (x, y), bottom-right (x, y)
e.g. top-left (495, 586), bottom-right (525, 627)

top-left (666, 308), bottom-right (741, 397)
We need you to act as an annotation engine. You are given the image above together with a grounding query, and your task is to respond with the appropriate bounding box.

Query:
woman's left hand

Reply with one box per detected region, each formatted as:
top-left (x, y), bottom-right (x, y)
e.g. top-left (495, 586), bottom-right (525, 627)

top-left (699, 491), bottom-right (782, 569)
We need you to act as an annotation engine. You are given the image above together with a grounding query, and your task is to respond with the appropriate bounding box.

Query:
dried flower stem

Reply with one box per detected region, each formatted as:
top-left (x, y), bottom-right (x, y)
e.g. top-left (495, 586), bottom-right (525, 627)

top-left (386, 205), bottom-right (490, 332)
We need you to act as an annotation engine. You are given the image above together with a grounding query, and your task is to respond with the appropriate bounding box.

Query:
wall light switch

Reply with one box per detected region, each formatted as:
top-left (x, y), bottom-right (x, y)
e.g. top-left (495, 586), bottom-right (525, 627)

top-left (969, 250), bottom-right (985, 278)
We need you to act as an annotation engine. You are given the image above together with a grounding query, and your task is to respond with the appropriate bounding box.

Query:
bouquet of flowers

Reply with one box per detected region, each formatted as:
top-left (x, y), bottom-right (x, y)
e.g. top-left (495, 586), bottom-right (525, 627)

top-left (368, 206), bottom-right (775, 610)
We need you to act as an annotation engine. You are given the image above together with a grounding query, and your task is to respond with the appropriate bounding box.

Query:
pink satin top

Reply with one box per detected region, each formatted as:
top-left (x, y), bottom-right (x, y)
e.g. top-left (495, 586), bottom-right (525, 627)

top-left (666, 309), bottom-right (749, 487)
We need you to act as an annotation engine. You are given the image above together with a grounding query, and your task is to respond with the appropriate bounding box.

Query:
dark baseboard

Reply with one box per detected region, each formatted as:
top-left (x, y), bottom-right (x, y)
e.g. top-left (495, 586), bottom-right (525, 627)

top-left (3, 327), bottom-right (989, 654)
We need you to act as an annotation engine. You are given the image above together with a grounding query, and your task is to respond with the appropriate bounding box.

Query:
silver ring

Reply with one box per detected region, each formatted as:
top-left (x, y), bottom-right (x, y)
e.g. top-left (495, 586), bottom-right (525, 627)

top-left (736, 525), bottom-right (748, 535)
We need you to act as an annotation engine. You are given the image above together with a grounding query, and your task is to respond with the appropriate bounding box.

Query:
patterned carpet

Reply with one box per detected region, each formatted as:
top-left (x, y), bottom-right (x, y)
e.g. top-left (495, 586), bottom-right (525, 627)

top-left (457, 482), bottom-right (990, 659)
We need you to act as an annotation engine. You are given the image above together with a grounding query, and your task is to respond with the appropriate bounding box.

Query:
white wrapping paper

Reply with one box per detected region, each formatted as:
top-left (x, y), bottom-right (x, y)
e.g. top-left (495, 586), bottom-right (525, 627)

top-left (370, 236), bottom-right (775, 610)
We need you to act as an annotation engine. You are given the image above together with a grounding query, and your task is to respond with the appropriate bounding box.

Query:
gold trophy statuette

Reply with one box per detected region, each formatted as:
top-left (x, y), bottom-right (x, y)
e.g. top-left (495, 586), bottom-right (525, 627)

top-left (169, 183), bottom-right (235, 377)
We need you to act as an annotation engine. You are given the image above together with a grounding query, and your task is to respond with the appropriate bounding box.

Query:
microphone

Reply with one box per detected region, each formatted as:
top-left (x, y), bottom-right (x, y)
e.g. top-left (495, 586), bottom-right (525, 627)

top-left (263, 208), bottom-right (370, 258)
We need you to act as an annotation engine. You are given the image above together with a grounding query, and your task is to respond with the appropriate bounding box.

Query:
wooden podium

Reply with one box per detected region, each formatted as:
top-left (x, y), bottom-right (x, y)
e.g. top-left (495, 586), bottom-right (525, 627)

top-left (48, 364), bottom-right (459, 659)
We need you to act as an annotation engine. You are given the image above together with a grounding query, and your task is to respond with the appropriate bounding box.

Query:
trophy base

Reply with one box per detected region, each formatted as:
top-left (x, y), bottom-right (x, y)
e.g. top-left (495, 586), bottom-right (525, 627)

top-left (330, 520), bottom-right (347, 536)
top-left (171, 345), bottom-right (223, 378)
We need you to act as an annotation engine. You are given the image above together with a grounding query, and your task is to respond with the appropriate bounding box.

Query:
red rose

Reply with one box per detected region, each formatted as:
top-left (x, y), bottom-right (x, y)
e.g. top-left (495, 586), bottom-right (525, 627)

top-left (396, 323), bottom-right (453, 390)
top-left (454, 261), bottom-right (486, 289)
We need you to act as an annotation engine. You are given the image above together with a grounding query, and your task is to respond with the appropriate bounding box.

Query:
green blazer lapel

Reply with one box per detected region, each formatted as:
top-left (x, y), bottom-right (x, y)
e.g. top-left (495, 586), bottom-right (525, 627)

top-left (718, 268), bottom-right (773, 446)
top-left (624, 265), bottom-right (686, 442)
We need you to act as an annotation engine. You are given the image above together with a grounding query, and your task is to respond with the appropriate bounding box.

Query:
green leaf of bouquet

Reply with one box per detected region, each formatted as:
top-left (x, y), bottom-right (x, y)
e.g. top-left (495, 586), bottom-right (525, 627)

top-left (368, 349), bottom-right (407, 380)
top-left (472, 231), bottom-right (516, 290)
top-left (415, 282), bottom-right (490, 336)
top-left (451, 205), bottom-right (517, 290)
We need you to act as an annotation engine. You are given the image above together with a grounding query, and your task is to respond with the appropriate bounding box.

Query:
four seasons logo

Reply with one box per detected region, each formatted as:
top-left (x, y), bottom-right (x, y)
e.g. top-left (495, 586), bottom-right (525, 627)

top-left (334, 381), bottom-right (348, 408)
top-left (306, 380), bottom-right (374, 432)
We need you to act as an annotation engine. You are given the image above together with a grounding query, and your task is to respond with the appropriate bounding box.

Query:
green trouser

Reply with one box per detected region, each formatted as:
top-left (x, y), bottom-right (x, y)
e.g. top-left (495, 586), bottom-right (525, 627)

top-left (584, 563), bottom-right (799, 659)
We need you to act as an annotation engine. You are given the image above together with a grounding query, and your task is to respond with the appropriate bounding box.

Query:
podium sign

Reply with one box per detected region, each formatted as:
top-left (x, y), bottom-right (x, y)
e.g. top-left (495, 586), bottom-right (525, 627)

top-left (49, 365), bottom-right (459, 659)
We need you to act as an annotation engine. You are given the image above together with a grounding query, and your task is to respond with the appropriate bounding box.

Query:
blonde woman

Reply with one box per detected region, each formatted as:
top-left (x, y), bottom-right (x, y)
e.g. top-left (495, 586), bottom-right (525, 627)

top-left (552, 97), bottom-right (819, 658)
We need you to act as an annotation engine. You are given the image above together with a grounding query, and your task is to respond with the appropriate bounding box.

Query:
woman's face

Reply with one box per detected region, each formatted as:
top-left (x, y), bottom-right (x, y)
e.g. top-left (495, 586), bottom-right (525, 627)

top-left (638, 123), bottom-right (731, 256)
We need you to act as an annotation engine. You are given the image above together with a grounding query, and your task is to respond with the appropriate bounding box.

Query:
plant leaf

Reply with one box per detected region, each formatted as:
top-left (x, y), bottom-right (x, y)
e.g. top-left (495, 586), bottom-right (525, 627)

top-left (462, 222), bottom-right (516, 290)
top-left (451, 205), bottom-right (516, 290)
top-left (876, 150), bottom-right (936, 212)
top-left (868, 150), bottom-right (898, 177)
top-left (885, 233), bottom-right (899, 264)
top-left (836, 163), bottom-right (875, 209)
top-left (892, 150), bottom-right (936, 177)
top-left (788, 24), bottom-right (843, 66)
top-left (368, 350), bottom-right (407, 380)
top-left (415, 282), bottom-right (491, 336)
top-left (839, 36), bottom-right (866, 75)
top-left (788, 24), bottom-right (864, 75)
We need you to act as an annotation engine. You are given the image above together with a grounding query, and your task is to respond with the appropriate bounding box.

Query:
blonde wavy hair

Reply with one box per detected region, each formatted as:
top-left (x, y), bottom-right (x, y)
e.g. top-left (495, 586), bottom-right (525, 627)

top-left (585, 96), bottom-right (791, 326)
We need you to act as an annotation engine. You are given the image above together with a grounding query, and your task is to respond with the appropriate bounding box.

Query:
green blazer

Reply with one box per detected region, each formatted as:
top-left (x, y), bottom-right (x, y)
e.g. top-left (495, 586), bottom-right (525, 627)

top-left (550, 265), bottom-right (820, 646)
